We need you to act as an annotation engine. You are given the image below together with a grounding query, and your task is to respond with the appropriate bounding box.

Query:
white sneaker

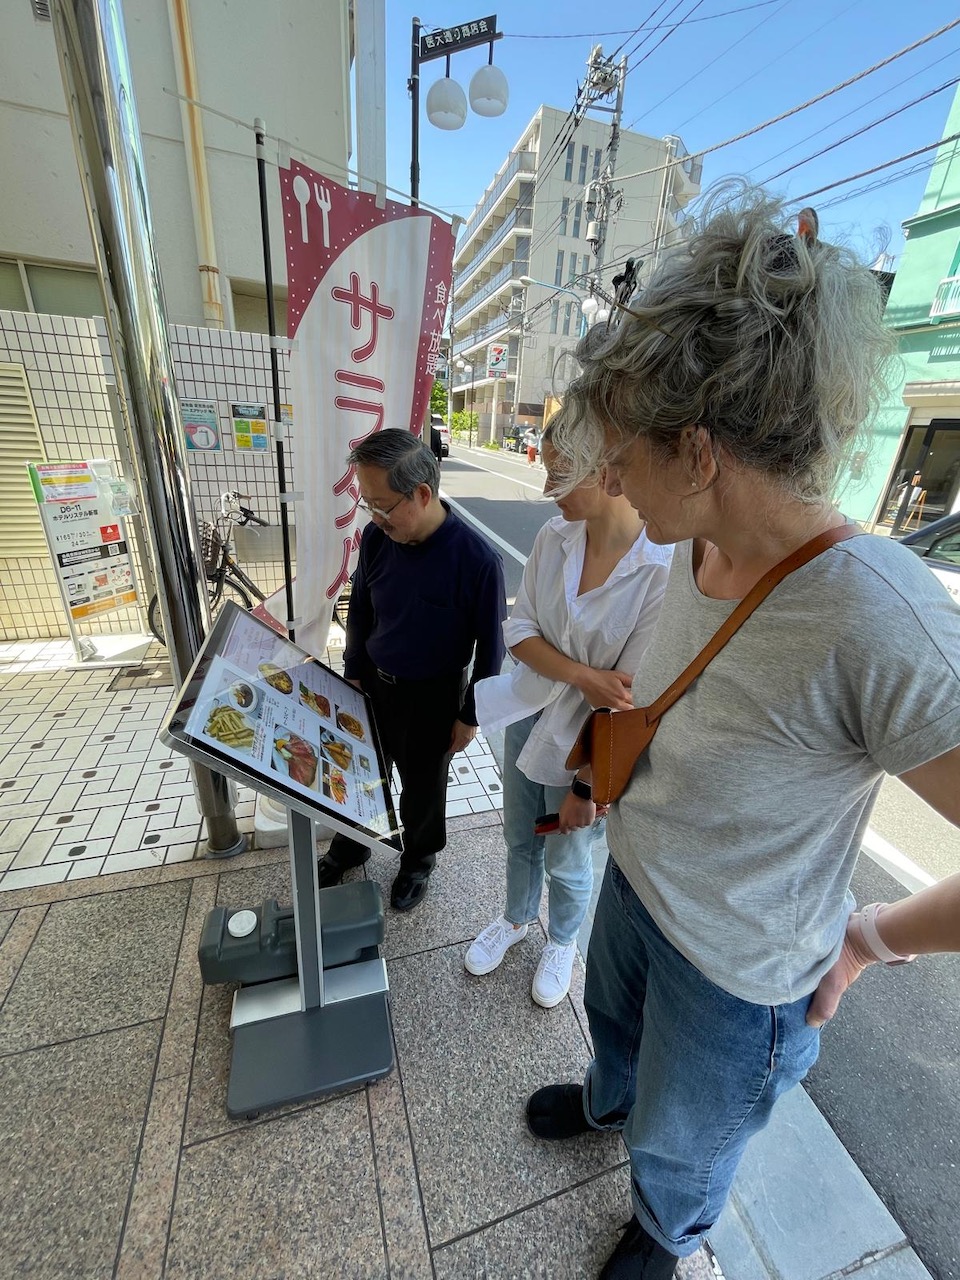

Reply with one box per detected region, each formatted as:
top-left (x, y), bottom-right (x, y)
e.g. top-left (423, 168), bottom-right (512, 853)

top-left (532, 940), bottom-right (577, 1008)
top-left (464, 917), bottom-right (528, 975)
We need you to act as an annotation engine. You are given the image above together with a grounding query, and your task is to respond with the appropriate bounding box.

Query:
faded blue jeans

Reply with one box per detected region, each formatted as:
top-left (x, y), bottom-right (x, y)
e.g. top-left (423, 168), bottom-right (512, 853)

top-left (582, 858), bottom-right (822, 1257)
top-left (502, 716), bottom-right (595, 946)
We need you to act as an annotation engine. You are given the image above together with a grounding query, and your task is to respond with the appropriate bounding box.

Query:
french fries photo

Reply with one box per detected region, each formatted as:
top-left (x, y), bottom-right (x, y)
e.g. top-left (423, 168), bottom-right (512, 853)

top-left (205, 704), bottom-right (255, 750)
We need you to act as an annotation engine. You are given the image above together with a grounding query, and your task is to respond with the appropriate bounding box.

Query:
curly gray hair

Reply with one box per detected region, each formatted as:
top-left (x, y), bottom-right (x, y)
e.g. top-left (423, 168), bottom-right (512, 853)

top-left (552, 182), bottom-right (894, 501)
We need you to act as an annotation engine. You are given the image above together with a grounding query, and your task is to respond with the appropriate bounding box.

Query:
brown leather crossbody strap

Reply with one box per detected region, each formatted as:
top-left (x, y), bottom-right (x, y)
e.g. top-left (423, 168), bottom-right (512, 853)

top-left (646, 523), bottom-right (863, 723)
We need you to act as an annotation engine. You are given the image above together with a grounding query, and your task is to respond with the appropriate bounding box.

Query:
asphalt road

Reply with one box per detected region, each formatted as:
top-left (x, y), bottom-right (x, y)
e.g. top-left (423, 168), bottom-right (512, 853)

top-left (443, 441), bottom-right (960, 1280)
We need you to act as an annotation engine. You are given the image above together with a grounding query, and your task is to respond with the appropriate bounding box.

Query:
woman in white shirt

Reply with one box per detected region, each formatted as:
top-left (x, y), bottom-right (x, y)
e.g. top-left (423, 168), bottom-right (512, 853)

top-left (466, 427), bottom-right (672, 1006)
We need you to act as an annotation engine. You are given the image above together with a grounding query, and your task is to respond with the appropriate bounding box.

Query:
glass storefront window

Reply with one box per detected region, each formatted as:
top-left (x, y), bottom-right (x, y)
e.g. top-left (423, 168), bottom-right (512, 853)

top-left (878, 420), bottom-right (960, 533)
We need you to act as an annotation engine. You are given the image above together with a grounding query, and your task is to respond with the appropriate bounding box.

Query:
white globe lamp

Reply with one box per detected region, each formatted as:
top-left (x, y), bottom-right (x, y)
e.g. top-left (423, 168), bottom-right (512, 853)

top-left (426, 77), bottom-right (468, 131)
top-left (469, 63), bottom-right (509, 118)
top-left (580, 295), bottom-right (599, 324)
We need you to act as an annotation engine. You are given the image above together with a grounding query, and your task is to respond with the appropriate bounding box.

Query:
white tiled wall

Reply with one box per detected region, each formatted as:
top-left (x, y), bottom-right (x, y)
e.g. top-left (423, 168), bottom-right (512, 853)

top-left (0, 311), bottom-right (296, 642)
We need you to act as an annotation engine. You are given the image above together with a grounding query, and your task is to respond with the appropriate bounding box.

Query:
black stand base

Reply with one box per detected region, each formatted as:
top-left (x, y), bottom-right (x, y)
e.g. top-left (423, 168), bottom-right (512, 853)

top-left (226, 991), bottom-right (393, 1119)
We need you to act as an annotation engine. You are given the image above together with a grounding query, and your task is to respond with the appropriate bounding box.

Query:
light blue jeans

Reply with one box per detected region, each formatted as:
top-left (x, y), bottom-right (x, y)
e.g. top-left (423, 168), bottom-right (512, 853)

top-left (502, 716), bottom-right (595, 946)
top-left (581, 858), bottom-right (822, 1256)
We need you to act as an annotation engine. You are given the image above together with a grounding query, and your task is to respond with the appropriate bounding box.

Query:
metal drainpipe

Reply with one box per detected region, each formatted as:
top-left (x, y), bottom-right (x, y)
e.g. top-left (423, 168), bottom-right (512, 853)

top-left (167, 0), bottom-right (224, 327)
top-left (50, 0), bottom-right (244, 857)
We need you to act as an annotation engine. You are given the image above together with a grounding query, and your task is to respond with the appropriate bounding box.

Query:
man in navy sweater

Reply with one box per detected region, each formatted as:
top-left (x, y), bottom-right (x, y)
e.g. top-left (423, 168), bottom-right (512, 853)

top-left (319, 429), bottom-right (507, 912)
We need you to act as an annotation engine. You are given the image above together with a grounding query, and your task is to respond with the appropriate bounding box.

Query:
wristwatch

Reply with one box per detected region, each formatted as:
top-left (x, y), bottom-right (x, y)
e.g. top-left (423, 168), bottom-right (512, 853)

top-left (570, 776), bottom-right (592, 800)
top-left (853, 902), bottom-right (916, 966)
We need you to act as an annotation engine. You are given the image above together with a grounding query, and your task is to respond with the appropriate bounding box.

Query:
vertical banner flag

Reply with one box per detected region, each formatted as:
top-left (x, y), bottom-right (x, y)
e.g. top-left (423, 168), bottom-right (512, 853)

top-left (281, 162), bottom-right (456, 653)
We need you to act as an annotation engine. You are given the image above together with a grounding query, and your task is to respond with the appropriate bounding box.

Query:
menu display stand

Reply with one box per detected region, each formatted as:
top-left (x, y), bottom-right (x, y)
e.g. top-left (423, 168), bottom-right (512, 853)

top-left (160, 603), bottom-right (401, 1118)
top-left (226, 809), bottom-right (393, 1119)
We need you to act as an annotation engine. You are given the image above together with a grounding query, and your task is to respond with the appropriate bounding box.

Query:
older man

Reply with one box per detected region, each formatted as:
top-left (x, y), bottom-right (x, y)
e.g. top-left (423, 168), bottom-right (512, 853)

top-left (319, 429), bottom-right (506, 912)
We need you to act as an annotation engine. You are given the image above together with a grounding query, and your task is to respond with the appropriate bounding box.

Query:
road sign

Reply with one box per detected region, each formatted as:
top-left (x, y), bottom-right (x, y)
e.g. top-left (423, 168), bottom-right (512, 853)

top-left (419, 15), bottom-right (499, 61)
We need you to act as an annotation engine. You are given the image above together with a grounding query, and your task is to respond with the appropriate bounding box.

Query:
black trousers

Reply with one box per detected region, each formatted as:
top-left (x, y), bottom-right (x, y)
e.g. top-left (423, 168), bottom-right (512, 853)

top-left (327, 665), bottom-right (464, 876)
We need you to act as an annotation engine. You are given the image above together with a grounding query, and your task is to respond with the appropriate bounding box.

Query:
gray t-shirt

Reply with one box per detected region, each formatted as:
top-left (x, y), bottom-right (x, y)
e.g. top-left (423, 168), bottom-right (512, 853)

top-left (608, 534), bottom-right (960, 1006)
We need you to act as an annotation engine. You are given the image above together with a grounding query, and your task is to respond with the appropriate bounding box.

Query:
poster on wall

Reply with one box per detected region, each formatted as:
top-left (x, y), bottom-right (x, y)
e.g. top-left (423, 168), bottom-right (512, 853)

top-left (181, 398), bottom-right (222, 452)
top-left (28, 461), bottom-right (139, 621)
top-left (161, 603), bottom-right (401, 850)
top-left (230, 402), bottom-right (269, 452)
top-left (279, 160), bottom-right (456, 653)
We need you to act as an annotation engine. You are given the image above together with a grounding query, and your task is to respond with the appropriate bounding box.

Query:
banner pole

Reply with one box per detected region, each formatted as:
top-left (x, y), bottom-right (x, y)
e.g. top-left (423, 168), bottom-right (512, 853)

top-left (254, 117), bottom-right (297, 643)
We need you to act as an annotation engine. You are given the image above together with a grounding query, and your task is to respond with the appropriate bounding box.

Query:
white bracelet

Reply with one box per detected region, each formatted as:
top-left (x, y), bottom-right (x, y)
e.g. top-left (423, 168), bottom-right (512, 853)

top-left (858, 902), bottom-right (916, 966)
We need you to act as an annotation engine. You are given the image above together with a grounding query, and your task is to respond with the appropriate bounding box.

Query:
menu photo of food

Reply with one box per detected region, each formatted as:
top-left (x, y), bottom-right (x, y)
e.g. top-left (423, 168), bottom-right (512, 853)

top-left (204, 701), bottom-right (258, 755)
top-left (271, 724), bottom-right (320, 789)
top-left (335, 706), bottom-right (365, 742)
top-left (318, 728), bottom-right (354, 772)
top-left (322, 759), bottom-right (349, 806)
top-left (258, 661), bottom-right (294, 696)
top-left (299, 681), bottom-right (331, 721)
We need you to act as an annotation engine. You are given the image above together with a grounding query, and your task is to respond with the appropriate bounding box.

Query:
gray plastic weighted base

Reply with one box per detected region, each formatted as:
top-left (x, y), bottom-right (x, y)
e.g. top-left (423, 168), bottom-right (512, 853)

top-left (226, 991), bottom-right (393, 1118)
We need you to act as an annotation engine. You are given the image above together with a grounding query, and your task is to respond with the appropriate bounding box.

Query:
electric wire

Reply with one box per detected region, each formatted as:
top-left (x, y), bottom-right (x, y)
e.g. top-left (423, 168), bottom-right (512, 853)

top-left (614, 16), bottom-right (960, 185)
top-left (672, 0), bottom-right (867, 132)
top-left (507, 0), bottom-right (780, 39)
top-left (621, 0), bottom-right (791, 131)
top-left (761, 76), bottom-right (960, 185)
top-left (748, 39), bottom-right (960, 174)
top-left (788, 130), bottom-right (960, 204)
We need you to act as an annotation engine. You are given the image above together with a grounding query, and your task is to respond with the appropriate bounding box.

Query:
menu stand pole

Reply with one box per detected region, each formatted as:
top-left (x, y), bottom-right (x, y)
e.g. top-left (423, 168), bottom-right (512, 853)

top-left (225, 808), bottom-right (393, 1119)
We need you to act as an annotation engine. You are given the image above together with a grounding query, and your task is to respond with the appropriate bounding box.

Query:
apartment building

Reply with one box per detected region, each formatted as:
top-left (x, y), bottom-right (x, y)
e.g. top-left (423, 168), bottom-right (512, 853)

top-left (450, 105), bottom-right (701, 441)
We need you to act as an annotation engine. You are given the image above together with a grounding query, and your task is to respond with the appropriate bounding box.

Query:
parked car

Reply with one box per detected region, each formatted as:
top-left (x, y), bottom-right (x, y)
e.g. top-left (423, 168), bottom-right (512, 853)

top-left (898, 510), bottom-right (960, 603)
top-left (430, 413), bottom-right (450, 457)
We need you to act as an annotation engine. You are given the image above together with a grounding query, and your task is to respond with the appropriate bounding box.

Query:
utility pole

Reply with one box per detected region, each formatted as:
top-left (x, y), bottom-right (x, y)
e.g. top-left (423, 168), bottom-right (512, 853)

top-left (582, 47), bottom-right (627, 294)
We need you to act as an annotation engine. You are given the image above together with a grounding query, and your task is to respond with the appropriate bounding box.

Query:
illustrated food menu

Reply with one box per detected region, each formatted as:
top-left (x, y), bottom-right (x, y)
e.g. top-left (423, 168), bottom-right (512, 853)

top-left (182, 608), bottom-right (397, 839)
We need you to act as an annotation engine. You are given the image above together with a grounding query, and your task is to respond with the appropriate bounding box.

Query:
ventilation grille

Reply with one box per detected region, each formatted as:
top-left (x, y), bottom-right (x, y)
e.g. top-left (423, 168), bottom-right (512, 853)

top-left (32, 0), bottom-right (52, 20)
top-left (0, 363), bottom-right (48, 558)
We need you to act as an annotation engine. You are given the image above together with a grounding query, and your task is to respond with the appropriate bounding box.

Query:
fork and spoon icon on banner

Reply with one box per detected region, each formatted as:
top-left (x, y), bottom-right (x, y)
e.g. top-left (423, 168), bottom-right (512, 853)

top-left (292, 174), bottom-right (332, 248)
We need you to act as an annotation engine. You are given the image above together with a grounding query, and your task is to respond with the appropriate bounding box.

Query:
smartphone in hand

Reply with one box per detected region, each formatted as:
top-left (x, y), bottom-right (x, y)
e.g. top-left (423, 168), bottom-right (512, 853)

top-left (534, 812), bottom-right (560, 835)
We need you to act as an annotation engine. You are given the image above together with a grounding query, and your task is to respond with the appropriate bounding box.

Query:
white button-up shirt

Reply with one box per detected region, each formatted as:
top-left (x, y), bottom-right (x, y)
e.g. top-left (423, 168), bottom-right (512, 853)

top-left (475, 515), bottom-right (673, 786)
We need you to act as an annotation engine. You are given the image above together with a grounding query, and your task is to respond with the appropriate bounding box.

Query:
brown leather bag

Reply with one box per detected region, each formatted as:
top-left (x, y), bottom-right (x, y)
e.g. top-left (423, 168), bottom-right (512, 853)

top-left (565, 524), bottom-right (863, 804)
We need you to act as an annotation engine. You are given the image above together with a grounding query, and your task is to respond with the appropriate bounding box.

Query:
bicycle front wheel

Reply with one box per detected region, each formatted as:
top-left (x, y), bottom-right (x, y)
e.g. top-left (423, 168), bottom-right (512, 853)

top-left (146, 578), bottom-right (254, 648)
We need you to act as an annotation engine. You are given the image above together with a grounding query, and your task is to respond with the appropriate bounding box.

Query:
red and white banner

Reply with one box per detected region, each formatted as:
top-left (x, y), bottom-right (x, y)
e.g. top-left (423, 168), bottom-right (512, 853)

top-left (280, 161), bottom-right (455, 652)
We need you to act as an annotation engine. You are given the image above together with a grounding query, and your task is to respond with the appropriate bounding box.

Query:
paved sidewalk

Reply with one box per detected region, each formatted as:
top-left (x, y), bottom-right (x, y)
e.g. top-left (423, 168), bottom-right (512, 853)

top-left (0, 643), bottom-right (936, 1279)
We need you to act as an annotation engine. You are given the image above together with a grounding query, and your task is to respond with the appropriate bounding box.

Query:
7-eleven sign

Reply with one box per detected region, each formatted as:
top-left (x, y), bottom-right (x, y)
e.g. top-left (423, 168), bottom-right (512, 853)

top-left (487, 343), bottom-right (508, 379)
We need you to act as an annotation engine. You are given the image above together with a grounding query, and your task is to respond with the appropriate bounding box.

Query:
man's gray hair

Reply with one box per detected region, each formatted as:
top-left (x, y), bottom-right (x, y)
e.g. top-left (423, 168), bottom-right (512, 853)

top-left (553, 181), bottom-right (895, 502)
top-left (348, 429), bottom-right (440, 497)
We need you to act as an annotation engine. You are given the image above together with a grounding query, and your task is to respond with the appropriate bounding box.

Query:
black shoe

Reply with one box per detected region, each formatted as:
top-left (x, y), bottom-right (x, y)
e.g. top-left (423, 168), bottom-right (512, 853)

top-left (526, 1083), bottom-right (591, 1140)
top-left (317, 852), bottom-right (368, 888)
top-left (599, 1216), bottom-right (677, 1280)
top-left (390, 871), bottom-right (430, 912)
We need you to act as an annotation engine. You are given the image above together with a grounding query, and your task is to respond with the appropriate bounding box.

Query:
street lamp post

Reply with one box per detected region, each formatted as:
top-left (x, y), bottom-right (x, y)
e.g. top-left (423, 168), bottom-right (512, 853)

top-left (456, 357), bottom-right (475, 448)
top-left (519, 275), bottom-right (591, 337)
top-left (409, 16), bottom-right (508, 205)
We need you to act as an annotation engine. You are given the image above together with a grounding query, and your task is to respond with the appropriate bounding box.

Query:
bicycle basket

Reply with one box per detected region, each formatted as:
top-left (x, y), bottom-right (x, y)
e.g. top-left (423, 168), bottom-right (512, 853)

top-left (199, 521), bottom-right (225, 577)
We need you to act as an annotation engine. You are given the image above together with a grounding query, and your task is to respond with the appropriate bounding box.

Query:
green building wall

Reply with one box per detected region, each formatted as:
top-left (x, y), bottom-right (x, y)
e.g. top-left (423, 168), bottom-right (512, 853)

top-left (839, 85), bottom-right (960, 525)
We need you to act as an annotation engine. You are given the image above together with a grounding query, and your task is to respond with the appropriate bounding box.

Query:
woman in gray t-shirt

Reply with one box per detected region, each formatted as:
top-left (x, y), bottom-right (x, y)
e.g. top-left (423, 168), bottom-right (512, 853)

top-left (526, 187), bottom-right (960, 1279)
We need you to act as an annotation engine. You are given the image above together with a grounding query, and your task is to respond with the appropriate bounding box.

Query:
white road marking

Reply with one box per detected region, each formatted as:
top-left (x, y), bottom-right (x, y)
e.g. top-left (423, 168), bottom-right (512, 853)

top-left (449, 448), bottom-right (546, 494)
top-left (860, 826), bottom-right (937, 894)
top-left (439, 491), bottom-right (528, 565)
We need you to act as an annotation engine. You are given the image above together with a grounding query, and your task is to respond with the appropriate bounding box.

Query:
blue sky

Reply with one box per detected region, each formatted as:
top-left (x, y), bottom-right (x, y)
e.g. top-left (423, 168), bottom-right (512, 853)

top-left (380, 0), bottom-right (960, 267)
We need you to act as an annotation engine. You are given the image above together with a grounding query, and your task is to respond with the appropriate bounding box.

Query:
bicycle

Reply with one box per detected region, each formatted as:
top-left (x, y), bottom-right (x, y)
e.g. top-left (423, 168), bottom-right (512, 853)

top-left (147, 491), bottom-right (270, 645)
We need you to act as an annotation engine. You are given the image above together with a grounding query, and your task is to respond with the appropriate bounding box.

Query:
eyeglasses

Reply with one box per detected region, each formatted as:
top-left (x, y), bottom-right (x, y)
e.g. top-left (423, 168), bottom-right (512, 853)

top-left (358, 493), bottom-right (408, 521)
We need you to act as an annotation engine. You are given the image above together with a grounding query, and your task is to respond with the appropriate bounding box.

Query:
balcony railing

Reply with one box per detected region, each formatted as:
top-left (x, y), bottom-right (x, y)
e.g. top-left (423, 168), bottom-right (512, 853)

top-left (457, 151), bottom-right (536, 254)
top-left (930, 275), bottom-right (960, 320)
top-left (453, 257), bottom-right (527, 325)
top-left (452, 312), bottom-right (512, 358)
top-left (456, 201), bottom-right (533, 282)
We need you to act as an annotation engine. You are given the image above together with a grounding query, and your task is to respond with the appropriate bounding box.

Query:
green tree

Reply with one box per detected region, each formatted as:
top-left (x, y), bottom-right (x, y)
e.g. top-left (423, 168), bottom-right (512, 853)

top-left (429, 379), bottom-right (447, 420)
